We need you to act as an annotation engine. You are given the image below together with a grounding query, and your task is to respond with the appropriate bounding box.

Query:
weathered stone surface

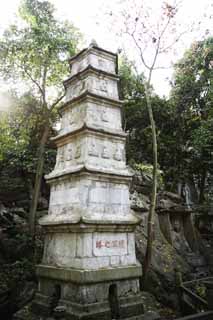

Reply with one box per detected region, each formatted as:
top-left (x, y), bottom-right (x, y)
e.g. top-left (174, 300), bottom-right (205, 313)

top-left (40, 173), bottom-right (139, 226)
top-left (32, 43), bottom-right (143, 320)
top-left (49, 131), bottom-right (128, 177)
top-left (37, 265), bottom-right (142, 284)
top-left (69, 46), bottom-right (117, 77)
top-left (64, 68), bottom-right (119, 102)
top-left (59, 94), bottom-right (123, 136)
top-left (41, 231), bottom-right (137, 269)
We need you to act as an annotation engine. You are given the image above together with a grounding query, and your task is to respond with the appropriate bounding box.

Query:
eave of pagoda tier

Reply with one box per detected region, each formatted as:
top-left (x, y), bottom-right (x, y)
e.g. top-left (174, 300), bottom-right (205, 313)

top-left (41, 171), bottom-right (139, 227)
top-left (64, 66), bottom-right (119, 103)
top-left (68, 45), bottom-right (117, 77)
top-left (46, 129), bottom-right (131, 181)
top-left (58, 92), bottom-right (124, 137)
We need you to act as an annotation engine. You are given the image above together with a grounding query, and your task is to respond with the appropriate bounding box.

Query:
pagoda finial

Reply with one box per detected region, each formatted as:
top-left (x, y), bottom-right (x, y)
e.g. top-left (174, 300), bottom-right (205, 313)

top-left (89, 39), bottom-right (98, 47)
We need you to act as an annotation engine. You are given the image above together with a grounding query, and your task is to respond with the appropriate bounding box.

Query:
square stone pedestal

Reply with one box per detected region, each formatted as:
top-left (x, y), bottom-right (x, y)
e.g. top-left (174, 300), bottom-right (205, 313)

top-left (30, 264), bottom-right (143, 320)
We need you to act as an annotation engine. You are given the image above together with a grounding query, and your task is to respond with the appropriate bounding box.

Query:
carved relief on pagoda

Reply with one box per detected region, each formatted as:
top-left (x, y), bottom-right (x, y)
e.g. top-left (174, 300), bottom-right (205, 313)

top-left (65, 73), bottom-right (119, 102)
top-left (70, 49), bottom-right (116, 77)
top-left (70, 56), bottom-right (89, 76)
top-left (60, 104), bottom-right (86, 134)
top-left (113, 146), bottom-right (124, 161)
top-left (54, 138), bottom-right (84, 172)
top-left (61, 101), bottom-right (122, 135)
top-left (86, 100), bottom-right (122, 132)
top-left (65, 79), bottom-right (89, 101)
top-left (88, 140), bottom-right (99, 157)
top-left (85, 136), bottom-right (127, 172)
top-left (54, 146), bottom-right (65, 171)
top-left (92, 74), bottom-right (119, 99)
top-left (53, 134), bottom-right (126, 175)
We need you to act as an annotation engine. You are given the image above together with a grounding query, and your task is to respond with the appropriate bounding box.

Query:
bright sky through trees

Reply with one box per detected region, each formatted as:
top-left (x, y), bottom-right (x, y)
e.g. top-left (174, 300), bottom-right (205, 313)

top-left (0, 0), bottom-right (212, 97)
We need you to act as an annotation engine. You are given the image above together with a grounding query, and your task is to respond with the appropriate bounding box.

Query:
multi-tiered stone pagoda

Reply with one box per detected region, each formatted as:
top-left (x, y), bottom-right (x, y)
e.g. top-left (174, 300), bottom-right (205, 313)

top-left (33, 43), bottom-right (143, 319)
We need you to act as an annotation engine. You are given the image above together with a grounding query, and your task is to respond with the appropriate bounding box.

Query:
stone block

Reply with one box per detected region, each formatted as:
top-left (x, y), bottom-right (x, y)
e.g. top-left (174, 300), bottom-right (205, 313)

top-left (120, 254), bottom-right (137, 266)
top-left (37, 264), bottom-right (142, 284)
top-left (76, 233), bottom-right (93, 257)
top-left (80, 256), bottom-right (110, 269)
top-left (110, 255), bottom-right (120, 266)
top-left (42, 233), bottom-right (77, 267)
top-left (127, 232), bottom-right (136, 254)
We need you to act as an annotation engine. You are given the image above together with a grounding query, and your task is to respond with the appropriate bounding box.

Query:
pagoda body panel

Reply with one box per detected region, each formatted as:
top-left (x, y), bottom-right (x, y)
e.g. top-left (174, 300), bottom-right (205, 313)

top-left (32, 44), bottom-right (143, 320)
top-left (59, 93), bottom-right (123, 136)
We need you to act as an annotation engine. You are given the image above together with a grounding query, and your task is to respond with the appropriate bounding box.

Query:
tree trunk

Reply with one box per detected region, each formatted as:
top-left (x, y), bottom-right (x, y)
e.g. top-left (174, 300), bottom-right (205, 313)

top-left (142, 84), bottom-right (158, 286)
top-left (199, 166), bottom-right (207, 204)
top-left (29, 124), bottom-right (50, 237)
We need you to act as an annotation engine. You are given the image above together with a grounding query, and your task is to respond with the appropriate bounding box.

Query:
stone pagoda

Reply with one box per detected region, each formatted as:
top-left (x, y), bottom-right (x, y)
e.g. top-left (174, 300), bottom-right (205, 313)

top-left (33, 43), bottom-right (143, 319)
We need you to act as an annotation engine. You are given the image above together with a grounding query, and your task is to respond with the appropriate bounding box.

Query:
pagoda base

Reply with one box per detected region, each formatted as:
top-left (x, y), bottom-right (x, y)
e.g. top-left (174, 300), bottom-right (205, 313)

top-left (32, 293), bottom-right (144, 320)
top-left (30, 265), bottom-right (144, 319)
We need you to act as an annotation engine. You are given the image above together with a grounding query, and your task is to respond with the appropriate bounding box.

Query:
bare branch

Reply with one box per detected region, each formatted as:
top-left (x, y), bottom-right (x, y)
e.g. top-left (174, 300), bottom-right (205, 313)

top-left (22, 65), bottom-right (44, 98)
top-left (131, 32), bottom-right (150, 70)
top-left (153, 65), bottom-right (172, 70)
top-left (159, 29), bottom-right (188, 53)
top-left (50, 92), bottom-right (65, 111)
top-left (149, 14), bottom-right (173, 73)
top-left (41, 64), bottom-right (48, 105)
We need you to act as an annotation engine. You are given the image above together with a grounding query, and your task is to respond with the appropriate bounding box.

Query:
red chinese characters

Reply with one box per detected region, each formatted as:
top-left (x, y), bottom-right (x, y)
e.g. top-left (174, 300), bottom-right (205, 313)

top-left (96, 239), bottom-right (125, 249)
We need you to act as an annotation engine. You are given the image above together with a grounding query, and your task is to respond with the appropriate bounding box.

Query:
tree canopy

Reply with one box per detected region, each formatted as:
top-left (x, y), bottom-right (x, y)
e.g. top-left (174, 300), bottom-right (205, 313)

top-left (0, 0), bottom-right (81, 103)
top-left (170, 37), bottom-right (213, 201)
top-left (0, 0), bottom-right (82, 234)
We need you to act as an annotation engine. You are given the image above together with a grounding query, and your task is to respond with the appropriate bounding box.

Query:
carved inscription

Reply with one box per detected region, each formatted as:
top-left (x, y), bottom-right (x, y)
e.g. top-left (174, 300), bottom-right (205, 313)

top-left (93, 233), bottom-right (128, 256)
top-left (96, 239), bottom-right (125, 249)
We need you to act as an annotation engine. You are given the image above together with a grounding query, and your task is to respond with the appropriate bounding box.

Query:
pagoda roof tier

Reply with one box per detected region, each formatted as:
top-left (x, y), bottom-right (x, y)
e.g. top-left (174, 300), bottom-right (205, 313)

top-left (45, 164), bottom-right (133, 182)
top-left (36, 223), bottom-right (138, 233)
top-left (39, 204), bottom-right (141, 228)
top-left (52, 124), bottom-right (127, 146)
top-left (39, 210), bottom-right (140, 227)
top-left (68, 45), bottom-right (117, 64)
top-left (63, 65), bottom-right (119, 89)
top-left (59, 90), bottom-right (123, 113)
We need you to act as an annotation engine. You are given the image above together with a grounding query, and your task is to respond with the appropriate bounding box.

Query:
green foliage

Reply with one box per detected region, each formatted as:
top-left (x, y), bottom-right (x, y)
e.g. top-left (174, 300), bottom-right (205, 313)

top-left (0, 259), bottom-right (35, 291)
top-left (0, 93), bottom-right (56, 174)
top-left (0, 0), bottom-right (81, 96)
top-left (171, 37), bottom-right (213, 116)
top-left (119, 58), bottom-right (175, 187)
top-left (191, 119), bottom-right (213, 153)
top-left (195, 284), bottom-right (206, 299)
top-left (0, 0), bottom-right (81, 215)
top-left (170, 37), bottom-right (213, 198)
top-left (134, 163), bottom-right (164, 189)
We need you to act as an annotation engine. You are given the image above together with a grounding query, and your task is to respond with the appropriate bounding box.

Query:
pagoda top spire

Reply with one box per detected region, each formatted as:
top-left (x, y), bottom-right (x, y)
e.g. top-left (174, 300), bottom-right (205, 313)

top-left (89, 39), bottom-right (98, 47)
